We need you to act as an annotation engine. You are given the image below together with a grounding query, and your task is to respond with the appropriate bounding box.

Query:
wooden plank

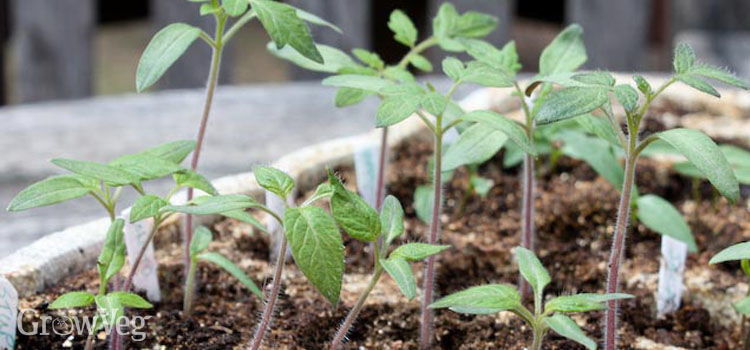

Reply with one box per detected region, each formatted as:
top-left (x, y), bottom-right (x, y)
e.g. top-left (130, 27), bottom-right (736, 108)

top-left (11, 0), bottom-right (94, 103)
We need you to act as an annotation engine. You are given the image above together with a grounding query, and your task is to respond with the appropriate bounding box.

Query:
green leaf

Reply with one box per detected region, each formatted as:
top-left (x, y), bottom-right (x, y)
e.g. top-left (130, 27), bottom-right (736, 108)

top-left (136, 23), bottom-right (201, 92)
top-left (322, 74), bottom-right (393, 93)
top-left (200, 2), bottom-right (221, 16)
top-left (557, 131), bottom-right (624, 190)
top-left (294, 7), bottom-right (342, 33)
top-left (462, 61), bottom-right (514, 88)
top-left (678, 74), bottom-right (720, 97)
top-left (575, 114), bottom-right (621, 146)
top-left (414, 185), bottom-right (433, 225)
top-left (220, 209), bottom-right (268, 233)
top-left (709, 242), bottom-right (750, 264)
top-left (380, 257), bottom-right (416, 300)
top-left (107, 292), bottom-right (153, 309)
top-left (539, 24), bottom-right (587, 76)
top-left (461, 110), bottom-right (535, 155)
top-left (636, 194), bottom-right (696, 252)
top-left (284, 206), bottom-right (344, 305)
top-left (98, 219), bottom-right (126, 287)
top-left (380, 195), bottom-right (405, 245)
top-left (442, 57), bottom-right (464, 81)
top-left (352, 48), bottom-right (384, 70)
top-left (733, 296), bottom-right (750, 315)
top-left (376, 94), bottom-right (421, 127)
top-left (251, 0), bottom-right (323, 63)
top-left (572, 72), bottom-right (615, 87)
top-left (335, 88), bottom-right (367, 107)
top-left (190, 226), bottom-right (213, 257)
top-left (174, 170), bottom-right (218, 195)
top-left (535, 87), bottom-right (609, 125)
top-left (572, 293), bottom-right (634, 303)
top-left (49, 291), bottom-right (95, 309)
top-left (222, 0), bottom-right (248, 16)
top-left (515, 246), bottom-right (550, 300)
top-left (633, 75), bottom-right (653, 96)
top-left (390, 243), bottom-right (450, 261)
top-left (142, 140), bottom-right (196, 164)
top-left (110, 153), bottom-right (184, 181)
top-left (673, 42), bottom-right (694, 74)
top-left (388, 9), bottom-right (417, 47)
top-left (614, 84), bottom-right (639, 112)
top-left (545, 295), bottom-right (605, 313)
top-left (454, 11), bottom-right (497, 38)
top-left (7, 175), bottom-right (94, 211)
top-left (409, 54), bottom-right (433, 72)
top-left (94, 294), bottom-right (124, 328)
top-left (432, 3), bottom-right (459, 40)
top-left (421, 92), bottom-right (448, 116)
top-left (162, 194), bottom-right (259, 215)
top-left (651, 128), bottom-right (739, 202)
top-left (430, 284), bottom-right (521, 314)
top-left (52, 158), bottom-right (141, 187)
top-left (383, 67), bottom-right (415, 82)
top-left (199, 251), bottom-right (264, 299)
top-left (130, 194), bottom-right (169, 223)
top-left (471, 175), bottom-right (493, 197)
top-left (328, 171), bottom-right (381, 242)
top-left (443, 123), bottom-right (507, 171)
top-left (690, 65), bottom-right (750, 90)
top-left (302, 182), bottom-right (335, 206)
top-left (254, 166), bottom-right (295, 199)
top-left (268, 42), bottom-right (356, 73)
top-left (545, 314), bottom-right (597, 350)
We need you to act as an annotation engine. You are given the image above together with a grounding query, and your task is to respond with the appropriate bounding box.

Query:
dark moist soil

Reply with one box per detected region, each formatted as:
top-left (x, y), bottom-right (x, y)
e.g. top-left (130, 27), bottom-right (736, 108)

top-left (15, 101), bottom-right (750, 349)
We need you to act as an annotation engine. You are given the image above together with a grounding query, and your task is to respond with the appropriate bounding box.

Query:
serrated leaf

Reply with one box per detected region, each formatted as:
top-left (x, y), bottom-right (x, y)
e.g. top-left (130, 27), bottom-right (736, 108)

top-left (322, 74), bottom-right (392, 93)
top-left (107, 292), bottom-right (153, 309)
top-left (130, 194), bottom-right (168, 223)
top-left (7, 175), bottom-right (94, 211)
top-left (414, 185), bottom-right (433, 225)
top-left (545, 295), bottom-right (606, 313)
top-left (268, 42), bottom-right (356, 73)
top-left (49, 291), bottom-right (96, 309)
top-left (254, 166), bottom-right (295, 199)
top-left (110, 153), bottom-right (184, 181)
top-left (328, 171), bottom-right (380, 242)
top-left (380, 257), bottom-right (416, 300)
top-left (174, 170), bottom-right (218, 195)
top-left (690, 65), bottom-right (750, 89)
top-left (284, 206), bottom-right (344, 305)
top-left (199, 252), bottom-right (264, 299)
top-left (461, 110), bottom-right (535, 155)
top-left (673, 43), bottom-right (694, 74)
top-left (709, 242), bottom-right (750, 264)
top-left (409, 54), bottom-right (433, 72)
top-left (539, 24), bottom-right (586, 76)
top-left (352, 48), bottom-right (384, 70)
top-left (421, 92), bottom-right (447, 116)
top-left (142, 140), bottom-right (196, 164)
top-left (462, 61), bottom-right (514, 88)
top-left (651, 128), bottom-right (739, 202)
top-left (251, 0), bottom-right (322, 63)
top-left (390, 243), bottom-right (450, 261)
top-left (536, 87), bottom-right (609, 125)
top-left (614, 84), bottom-right (639, 112)
top-left (636, 195), bottom-right (696, 252)
top-left (380, 195), bottom-right (405, 245)
top-left (98, 219), bottom-right (126, 287)
top-left (515, 246), bottom-right (550, 300)
top-left (388, 9), bottom-right (417, 47)
top-left (442, 57), bottom-right (464, 81)
top-left (190, 225), bottom-right (213, 256)
top-left (545, 314), bottom-right (597, 350)
top-left (162, 194), bottom-right (259, 215)
top-left (430, 284), bottom-right (520, 314)
top-left (52, 158), bottom-right (141, 187)
top-left (222, 0), bottom-right (247, 16)
top-left (678, 74), bottom-right (720, 97)
top-left (335, 87), bottom-right (367, 107)
top-left (136, 23), bottom-right (201, 92)
top-left (443, 123), bottom-right (507, 171)
top-left (733, 296), bottom-right (750, 315)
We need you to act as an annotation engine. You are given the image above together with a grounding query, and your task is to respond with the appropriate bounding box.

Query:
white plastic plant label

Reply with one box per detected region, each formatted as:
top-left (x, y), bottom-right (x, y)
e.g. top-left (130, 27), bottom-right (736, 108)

top-left (657, 235), bottom-right (687, 317)
top-left (0, 275), bottom-right (17, 349)
top-left (121, 208), bottom-right (162, 302)
top-left (354, 142), bottom-right (379, 208)
top-left (266, 190), bottom-right (293, 260)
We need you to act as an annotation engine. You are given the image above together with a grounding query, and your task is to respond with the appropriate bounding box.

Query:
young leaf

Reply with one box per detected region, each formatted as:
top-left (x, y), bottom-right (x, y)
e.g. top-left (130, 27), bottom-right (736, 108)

top-left (294, 7), bottom-right (342, 33)
top-left (335, 88), bottom-right (367, 107)
top-left (515, 246), bottom-right (550, 298)
top-left (690, 65), bottom-right (750, 90)
top-left (107, 292), bottom-right (153, 309)
top-left (352, 48), bottom-right (384, 70)
top-left (254, 166), bottom-right (295, 199)
top-left (199, 252), bottom-right (264, 299)
top-left (251, 0), bottom-right (323, 63)
top-left (136, 23), bottom-right (201, 92)
top-left (322, 74), bottom-right (392, 93)
top-left (636, 195), bottom-right (697, 252)
top-left (388, 9), bottom-right (417, 47)
top-left (535, 87), bottom-right (609, 125)
top-left (572, 72), bottom-right (615, 87)
top-left (163, 194), bottom-right (259, 215)
top-left (471, 175), bottom-right (493, 197)
top-left (380, 257), bottom-right (416, 300)
top-left (442, 123), bottom-right (508, 171)
top-left (614, 84), bottom-right (639, 113)
top-left (380, 195), bottom-right (405, 245)
top-left (302, 182), bottom-right (335, 206)
top-left (383, 67), bottom-right (415, 82)
top-left (142, 140), bottom-right (196, 164)
top-left (461, 110), bottom-right (535, 155)
top-left (190, 226), bottom-right (213, 257)
top-left (575, 114), bottom-right (621, 147)
top-left (462, 61), bottom-right (514, 87)
top-left (220, 210), bottom-right (268, 233)
top-left (734, 297), bottom-right (750, 315)
top-left (110, 153), bottom-right (185, 181)
top-left (432, 3), bottom-right (460, 40)
top-left (545, 314), bottom-right (597, 350)
top-left (222, 0), bottom-right (248, 17)
top-left (268, 43), bottom-right (356, 73)
top-left (539, 24), bottom-right (586, 76)
top-left (421, 92), bottom-right (448, 116)
top-left (678, 74), bottom-right (720, 97)
top-left (390, 243), bottom-right (450, 261)
top-left (98, 219), bottom-right (126, 287)
top-left (7, 175), bottom-right (94, 211)
top-left (328, 171), bottom-right (381, 242)
top-left (410, 54), bottom-right (433, 72)
top-left (545, 295), bottom-right (605, 313)
top-left (454, 11), bottom-right (498, 38)
top-left (283, 206), bottom-right (344, 305)
top-left (673, 43), bottom-right (695, 74)
top-left (709, 242), bottom-right (750, 264)
top-left (414, 185), bottom-right (433, 225)
top-left (130, 194), bottom-right (169, 223)
top-left (573, 293), bottom-right (634, 303)
top-left (430, 284), bottom-right (521, 314)
top-left (174, 170), bottom-right (218, 195)
top-left (442, 57), bottom-right (464, 81)
top-left (650, 128), bottom-right (739, 202)
top-left (52, 158), bottom-right (141, 187)
top-left (633, 75), bottom-right (653, 96)
top-left (557, 131), bottom-right (624, 190)
top-left (376, 94), bottom-right (422, 128)
top-left (49, 291), bottom-right (96, 309)
top-left (200, 2), bottom-right (221, 16)
top-left (94, 294), bottom-right (124, 329)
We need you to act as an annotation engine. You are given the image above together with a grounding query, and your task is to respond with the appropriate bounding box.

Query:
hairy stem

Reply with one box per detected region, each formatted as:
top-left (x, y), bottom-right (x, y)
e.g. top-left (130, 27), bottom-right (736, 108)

top-left (531, 326), bottom-right (545, 350)
top-left (183, 259), bottom-right (198, 317)
top-left (420, 128), bottom-right (443, 349)
top-left (249, 237), bottom-right (288, 350)
top-left (519, 152), bottom-right (535, 300)
top-left (330, 267), bottom-right (384, 349)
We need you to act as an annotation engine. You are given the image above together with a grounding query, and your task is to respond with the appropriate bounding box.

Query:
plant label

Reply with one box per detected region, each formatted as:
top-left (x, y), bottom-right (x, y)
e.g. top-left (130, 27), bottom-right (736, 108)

top-left (0, 276), bottom-right (17, 349)
top-left (121, 208), bottom-right (162, 302)
top-left (657, 235), bottom-right (687, 317)
top-left (266, 189), bottom-right (293, 260)
top-left (354, 142), bottom-right (379, 208)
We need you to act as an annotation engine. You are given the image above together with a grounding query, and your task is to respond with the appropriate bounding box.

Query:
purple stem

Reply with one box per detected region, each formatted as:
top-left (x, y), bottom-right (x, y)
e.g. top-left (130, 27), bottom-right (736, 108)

top-left (249, 237), bottom-right (288, 350)
top-left (519, 152), bottom-right (535, 300)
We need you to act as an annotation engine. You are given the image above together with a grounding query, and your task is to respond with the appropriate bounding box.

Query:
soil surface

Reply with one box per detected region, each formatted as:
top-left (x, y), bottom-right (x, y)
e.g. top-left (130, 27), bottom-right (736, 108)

top-left (14, 100), bottom-right (750, 349)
